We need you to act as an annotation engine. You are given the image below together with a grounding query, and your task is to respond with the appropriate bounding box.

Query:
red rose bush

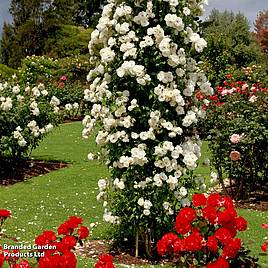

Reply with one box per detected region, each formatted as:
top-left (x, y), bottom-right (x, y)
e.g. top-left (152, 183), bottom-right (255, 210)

top-left (157, 193), bottom-right (258, 267)
top-left (0, 212), bottom-right (89, 268)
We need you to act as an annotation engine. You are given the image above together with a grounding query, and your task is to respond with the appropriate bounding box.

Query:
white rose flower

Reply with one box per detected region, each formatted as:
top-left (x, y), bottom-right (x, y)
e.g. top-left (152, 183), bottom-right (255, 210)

top-left (179, 186), bottom-right (187, 197)
top-left (87, 153), bottom-right (94, 161)
top-left (143, 209), bottom-right (150, 216)
top-left (138, 197), bottom-right (144, 206)
top-left (98, 179), bottom-right (107, 191)
top-left (144, 200), bottom-right (152, 209)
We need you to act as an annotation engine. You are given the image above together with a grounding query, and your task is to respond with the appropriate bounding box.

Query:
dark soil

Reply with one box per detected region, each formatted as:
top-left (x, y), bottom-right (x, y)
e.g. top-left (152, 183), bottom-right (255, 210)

top-left (76, 240), bottom-right (173, 266)
top-left (0, 160), bottom-right (68, 186)
top-left (209, 183), bottom-right (268, 212)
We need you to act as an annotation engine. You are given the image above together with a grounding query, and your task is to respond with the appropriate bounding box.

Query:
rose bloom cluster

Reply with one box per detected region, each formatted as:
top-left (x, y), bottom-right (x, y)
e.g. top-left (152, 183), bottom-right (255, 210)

top-left (94, 254), bottom-right (115, 268)
top-left (0, 81), bottom-right (59, 156)
top-left (83, 0), bottom-right (213, 234)
top-left (0, 214), bottom-right (89, 268)
top-left (157, 193), bottom-right (248, 267)
top-left (36, 216), bottom-right (89, 268)
top-left (196, 74), bottom-right (268, 109)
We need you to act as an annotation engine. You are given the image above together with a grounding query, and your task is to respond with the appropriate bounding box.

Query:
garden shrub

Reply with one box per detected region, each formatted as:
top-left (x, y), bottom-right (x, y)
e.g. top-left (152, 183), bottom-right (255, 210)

top-left (0, 210), bottom-right (89, 268)
top-left (56, 55), bottom-right (93, 83)
top-left (16, 55), bottom-right (91, 120)
top-left (84, 0), bottom-right (213, 256)
top-left (157, 193), bottom-right (259, 267)
top-left (18, 56), bottom-right (59, 85)
top-left (43, 25), bottom-right (93, 59)
top-left (0, 81), bottom-right (60, 177)
top-left (198, 74), bottom-right (268, 199)
top-left (0, 64), bottom-right (16, 82)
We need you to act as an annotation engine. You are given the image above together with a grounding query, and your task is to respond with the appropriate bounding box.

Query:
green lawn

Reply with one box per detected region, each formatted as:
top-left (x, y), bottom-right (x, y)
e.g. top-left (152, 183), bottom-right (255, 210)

top-left (0, 122), bottom-right (267, 267)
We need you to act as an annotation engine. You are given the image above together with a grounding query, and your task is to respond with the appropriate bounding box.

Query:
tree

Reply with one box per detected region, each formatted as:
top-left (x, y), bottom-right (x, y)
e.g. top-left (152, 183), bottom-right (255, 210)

top-left (201, 9), bottom-right (264, 86)
top-left (73, 0), bottom-right (106, 27)
top-left (254, 9), bottom-right (268, 54)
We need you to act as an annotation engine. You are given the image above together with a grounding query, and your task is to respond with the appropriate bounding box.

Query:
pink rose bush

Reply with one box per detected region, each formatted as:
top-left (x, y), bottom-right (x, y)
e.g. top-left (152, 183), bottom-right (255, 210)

top-left (198, 73), bottom-right (268, 199)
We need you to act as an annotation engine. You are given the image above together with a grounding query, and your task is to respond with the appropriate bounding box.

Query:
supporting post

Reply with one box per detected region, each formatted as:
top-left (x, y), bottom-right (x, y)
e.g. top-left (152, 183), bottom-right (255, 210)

top-left (135, 231), bottom-right (139, 257)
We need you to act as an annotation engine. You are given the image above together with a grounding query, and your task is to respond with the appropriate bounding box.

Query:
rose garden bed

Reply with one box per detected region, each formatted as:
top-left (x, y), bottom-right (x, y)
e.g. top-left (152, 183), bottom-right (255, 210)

top-left (0, 122), bottom-right (267, 267)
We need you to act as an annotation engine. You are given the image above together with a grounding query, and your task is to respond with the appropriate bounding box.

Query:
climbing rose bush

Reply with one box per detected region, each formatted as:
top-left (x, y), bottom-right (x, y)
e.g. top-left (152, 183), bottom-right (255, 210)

top-left (157, 193), bottom-right (259, 267)
top-left (83, 0), bottom-right (213, 252)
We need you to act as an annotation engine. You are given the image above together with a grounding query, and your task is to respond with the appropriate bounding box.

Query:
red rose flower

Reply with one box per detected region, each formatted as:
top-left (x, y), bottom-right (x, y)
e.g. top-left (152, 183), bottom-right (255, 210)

top-left (35, 230), bottom-right (57, 246)
top-left (58, 222), bottom-right (73, 236)
top-left (262, 223), bottom-right (268, 229)
top-left (78, 226), bottom-right (89, 240)
top-left (206, 257), bottom-right (229, 268)
top-left (13, 260), bottom-right (30, 268)
top-left (192, 193), bottom-right (207, 207)
top-left (235, 216), bottom-right (247, 231)
top-left (67, 216), bottom-right (83, 229)
top-left (214, 228), bottom-right (232, 245)
top-left (173, 238), bottom-right (185, 253)
top-left (60, 75), bottom-right (67, 81)
top-left (95, 254), bottom-right (115, 268)
top-left (63, 251), bottom-right (77, 268)
top-left (261, 241), bottom-right (268, 252)
top-left (207, 193), bottom-right (222, 207)
top-left (61, 235), bottom-right (77, 250)
top-left (175, 217), bottom-right (192, 234)
top-left (202, 206), bottom-right (217, 224)
top-left (230, 150), bottom-right (240, 161)
top-left (99, 254), bottom-right (113, 263)
top-left (222, 196), bottom-right (234, 209)
top-left (176, 207), bottom-right (196, 222)
top-left (157, 232), bottom-right (178, 255)
top-left (183, 231), bottom-right (203, 252)
top-left (207, 236), bottom-right (218, 253)
top-left (156, 239), bottom-right (167, 256)
top-left (0, 209), bottom-right (11, 218)
top-left (222, 238), bottom-right (241, 259)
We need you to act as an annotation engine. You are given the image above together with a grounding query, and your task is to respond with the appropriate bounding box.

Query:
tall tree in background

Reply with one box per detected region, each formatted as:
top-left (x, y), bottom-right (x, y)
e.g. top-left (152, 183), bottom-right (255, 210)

top-left (74, 0), bottom-right (105, 27)
top-left (201, 9), bottom-right (264, 86)
top-left (254, 9), bottom-right (268, 54)
top-left (0, 0), bottom-right (101, 68)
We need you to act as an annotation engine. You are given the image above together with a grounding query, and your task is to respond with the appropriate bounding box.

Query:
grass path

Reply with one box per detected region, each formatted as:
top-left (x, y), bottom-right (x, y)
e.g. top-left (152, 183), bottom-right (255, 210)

top-left (0, 122), bottom-right (267, 267)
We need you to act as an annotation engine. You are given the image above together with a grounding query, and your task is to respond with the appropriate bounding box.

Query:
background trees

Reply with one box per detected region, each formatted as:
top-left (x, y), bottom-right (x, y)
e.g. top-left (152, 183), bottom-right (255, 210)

top-left (201, 9), bottom-right (266, 86)
top-left (254, 9), bottom-right (268, 54)
top-left (0, 0), bottom-right (104, 68)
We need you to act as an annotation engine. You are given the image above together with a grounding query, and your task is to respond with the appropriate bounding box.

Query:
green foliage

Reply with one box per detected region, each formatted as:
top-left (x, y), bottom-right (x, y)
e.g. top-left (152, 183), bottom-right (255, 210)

top-left (16, 55), bottom-right (91, 119)
top-left (0, 64), bottom-right (16, 81)
top-left (18, 55), bottom-right (59, 85)
top-left (0, 0), bottom-right (92, 68)
top-left (73, 0), bottom-right (106, 27)
top-left (44, 25), bottom-right (93, 58)
top-left (200, 77), bottom-right (268, 199)
top-left (201, 10), bottom-right (265, 86)
top-left (56, 54), bottom-right (92, 82)
top-left (226, 64), bottom-right (268, 88)
top-left (0, 82), bottom-right (60, 177)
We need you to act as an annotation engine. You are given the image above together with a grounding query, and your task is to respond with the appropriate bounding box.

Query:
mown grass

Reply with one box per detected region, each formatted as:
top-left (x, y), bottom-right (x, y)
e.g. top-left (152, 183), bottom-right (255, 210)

top-left (0, 122), bottom-right (267, 267)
